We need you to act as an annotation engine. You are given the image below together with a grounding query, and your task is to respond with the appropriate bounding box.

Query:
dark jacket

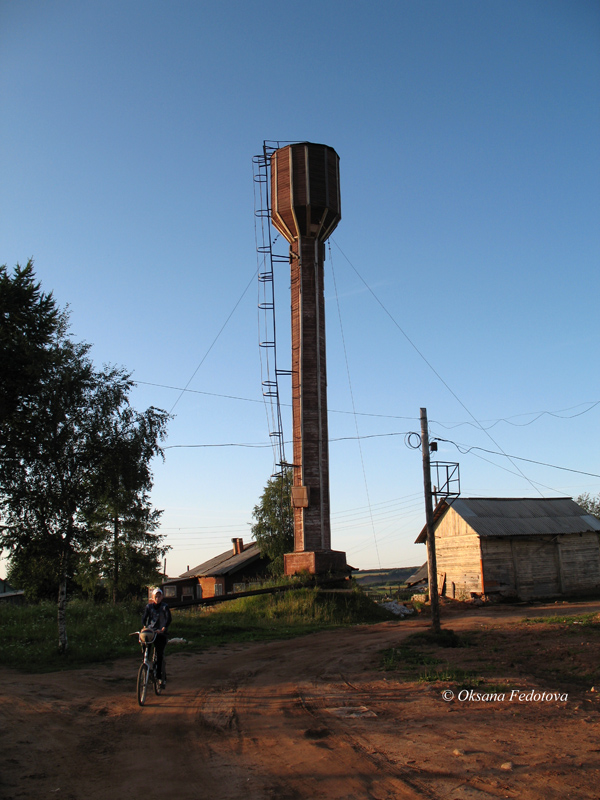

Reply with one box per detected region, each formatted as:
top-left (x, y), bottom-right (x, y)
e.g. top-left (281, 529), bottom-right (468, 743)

top-left (141, 600), bottom-right (172, 632)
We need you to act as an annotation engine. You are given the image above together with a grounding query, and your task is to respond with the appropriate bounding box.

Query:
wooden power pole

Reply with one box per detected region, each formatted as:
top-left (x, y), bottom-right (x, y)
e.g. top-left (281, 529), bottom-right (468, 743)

top-left (420, 407), bottom-right (441, 633)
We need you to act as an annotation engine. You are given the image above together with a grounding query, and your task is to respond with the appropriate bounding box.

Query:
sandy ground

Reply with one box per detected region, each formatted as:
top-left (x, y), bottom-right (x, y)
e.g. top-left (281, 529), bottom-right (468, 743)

top-left (1, 600), bottom-right (600, 800)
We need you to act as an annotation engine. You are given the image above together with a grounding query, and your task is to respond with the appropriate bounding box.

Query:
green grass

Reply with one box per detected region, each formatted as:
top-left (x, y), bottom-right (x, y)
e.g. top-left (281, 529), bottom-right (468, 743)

top-left (2, 588), bottom-right (397, 673)
top-left (417, 666), bottom-right (483, 688)
top-left (173, 587), bottom-right (396, 645)
top-left (403, 628), bottom-right (469, 648)
top-left (381, 630), bottom-right (469, 673)
top-left (2, 599), bottom-right (141, 673)
top-left (381, 645), bottom-right (441, 671)
top-left (523, 612), bottom-right (600, 627)
top-left (381, 643), bottom-right (482, 687)
top-left (381, 629), bottom-right (486, 689)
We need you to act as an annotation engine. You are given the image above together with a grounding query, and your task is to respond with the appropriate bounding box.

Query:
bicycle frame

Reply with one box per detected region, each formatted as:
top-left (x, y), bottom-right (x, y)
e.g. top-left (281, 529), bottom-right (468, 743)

top-left (132, 630), bottom-right (166, 706)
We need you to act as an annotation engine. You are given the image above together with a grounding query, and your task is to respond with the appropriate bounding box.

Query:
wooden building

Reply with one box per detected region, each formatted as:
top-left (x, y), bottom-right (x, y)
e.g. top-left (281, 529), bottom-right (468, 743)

top-left (160, 538), bottom-right (269, 605)
top-left (415, 497), bottom-right (600, 601)
top-left (0, 578), bottom-right (25, 606)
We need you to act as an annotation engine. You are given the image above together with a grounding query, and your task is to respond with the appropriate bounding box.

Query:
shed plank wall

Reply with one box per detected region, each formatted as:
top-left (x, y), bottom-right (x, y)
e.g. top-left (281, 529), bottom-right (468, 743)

top-left (434, 509), bottom-right (482, 599)
top-left (512, 538), bottom-right (560, 597)
top-left (479, 538), bottom-right (516, 594)
top-left (478, 533), bottom-right (600, 599)
top-left (431, 505), bottom-right (600, 600)
top-left (559, 533), bottom-right (600, 592)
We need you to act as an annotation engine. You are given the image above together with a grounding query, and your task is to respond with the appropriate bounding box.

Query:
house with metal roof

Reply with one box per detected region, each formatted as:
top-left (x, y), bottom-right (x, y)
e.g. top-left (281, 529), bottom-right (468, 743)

top-left (405, 563), bottom-right (428, 589)
top-left (160, 538), bottom-right (269, 605)
top-left (415, 497), bottom-right (600, 601)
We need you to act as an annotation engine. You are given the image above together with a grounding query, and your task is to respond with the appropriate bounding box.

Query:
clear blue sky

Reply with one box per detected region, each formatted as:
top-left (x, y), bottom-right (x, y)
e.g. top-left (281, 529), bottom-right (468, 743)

top-left (1, 0), bottom-right (599, 577)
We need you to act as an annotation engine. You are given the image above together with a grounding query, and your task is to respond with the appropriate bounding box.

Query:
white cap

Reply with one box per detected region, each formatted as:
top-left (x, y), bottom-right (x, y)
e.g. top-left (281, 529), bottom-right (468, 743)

top-left (152, 587), bottom-right (163, 597)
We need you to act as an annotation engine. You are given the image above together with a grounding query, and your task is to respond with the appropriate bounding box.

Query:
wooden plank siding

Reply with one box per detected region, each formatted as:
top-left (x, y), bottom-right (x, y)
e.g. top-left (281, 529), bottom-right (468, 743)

top-left (558, 532), bottom-right (600, 593)
top-left (420, 497), bottom-right (600, 601)
top-left (436, 521), bottom-right (600, 601)
top-left (511, 538), bottom-right (560, 598)
top-left (433, 507), bottom-right (483, 599)
top-left (480, 538), bottom-right (516, 595)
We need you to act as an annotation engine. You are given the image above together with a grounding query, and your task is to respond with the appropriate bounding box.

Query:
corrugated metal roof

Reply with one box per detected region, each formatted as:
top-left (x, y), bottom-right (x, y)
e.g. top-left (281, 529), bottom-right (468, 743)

top-left (416, 497), bottom-right (600, 543)
top-left (179, 542), bottom-right (263, 578)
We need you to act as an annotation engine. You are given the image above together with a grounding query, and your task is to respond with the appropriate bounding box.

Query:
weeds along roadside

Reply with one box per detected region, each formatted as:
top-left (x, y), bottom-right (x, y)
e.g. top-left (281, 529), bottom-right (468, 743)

top-left (2, 587), bottom-right (400, 674)
top-left (380, 614), bottom-right (600, 693)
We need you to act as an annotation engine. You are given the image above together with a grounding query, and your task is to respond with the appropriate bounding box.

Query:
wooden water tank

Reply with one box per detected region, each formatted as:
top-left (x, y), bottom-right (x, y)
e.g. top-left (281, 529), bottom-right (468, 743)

top-left (271, 142), bottom-right (341, 243)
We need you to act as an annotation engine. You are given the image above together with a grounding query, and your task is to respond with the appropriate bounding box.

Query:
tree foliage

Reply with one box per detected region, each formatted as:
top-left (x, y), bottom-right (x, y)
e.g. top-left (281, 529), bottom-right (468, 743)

top-left (84, 403), bottom-right (170, 601)
top-left (0, 262), bottom-right (170, 650)
top-left (0, 259), bottom-right (60, 425)
top-left (577, 492), bottom-right (600, 520)
top-left (251, 467), bottom-right (293, 575)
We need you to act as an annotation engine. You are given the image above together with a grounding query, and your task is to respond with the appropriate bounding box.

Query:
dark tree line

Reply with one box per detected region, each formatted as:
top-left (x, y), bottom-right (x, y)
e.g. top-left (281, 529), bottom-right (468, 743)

top-left (0, 261), bottom-right (170, 652)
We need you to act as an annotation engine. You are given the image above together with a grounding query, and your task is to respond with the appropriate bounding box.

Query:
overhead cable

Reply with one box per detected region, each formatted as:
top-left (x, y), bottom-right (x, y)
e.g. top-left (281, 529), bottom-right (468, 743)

top-left (329, 242), bottom-right (381, 568)
top-left (434, 437), bottom-right (600, 479)
top-left (168, 268), bottom-right (257, 414)
top-left (331, 239), bottom-right (543, 497)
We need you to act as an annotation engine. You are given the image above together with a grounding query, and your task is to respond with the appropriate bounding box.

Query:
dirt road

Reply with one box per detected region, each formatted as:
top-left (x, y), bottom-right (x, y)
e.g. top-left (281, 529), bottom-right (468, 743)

top-left (2, 601), bottom-right (599, 799)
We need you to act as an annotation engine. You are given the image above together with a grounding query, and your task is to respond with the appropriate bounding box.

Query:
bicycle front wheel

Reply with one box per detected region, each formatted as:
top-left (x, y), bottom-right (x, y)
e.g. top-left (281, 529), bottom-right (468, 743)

top-left (137, 663), bottom-right (150, 706)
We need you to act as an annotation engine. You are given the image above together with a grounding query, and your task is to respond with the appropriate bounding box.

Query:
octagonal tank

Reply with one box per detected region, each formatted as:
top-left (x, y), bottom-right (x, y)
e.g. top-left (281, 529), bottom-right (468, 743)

top-left (270, 142), bottom-right (341, 244)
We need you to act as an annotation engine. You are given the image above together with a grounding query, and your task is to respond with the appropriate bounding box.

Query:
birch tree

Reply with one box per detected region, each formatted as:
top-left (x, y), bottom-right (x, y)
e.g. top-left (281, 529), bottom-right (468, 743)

top-left (0, 262), bottom-right (169, 650)
top-left (0, 328), bottom-right (131, 651)
top-left (251, 467), bottom-right (293, 575)
top-left (84, 404), bottom-right (170, 601)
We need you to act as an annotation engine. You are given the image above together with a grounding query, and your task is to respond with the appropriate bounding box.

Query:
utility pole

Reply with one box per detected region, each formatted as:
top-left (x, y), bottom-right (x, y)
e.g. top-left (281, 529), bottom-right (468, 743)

top-left (420, 407), bottom-right (441, 633)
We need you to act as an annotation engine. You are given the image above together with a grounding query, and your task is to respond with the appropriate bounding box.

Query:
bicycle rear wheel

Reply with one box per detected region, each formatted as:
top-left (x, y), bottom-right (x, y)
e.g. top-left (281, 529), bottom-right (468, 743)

top-left (137, 663), bottom-right (150, 706)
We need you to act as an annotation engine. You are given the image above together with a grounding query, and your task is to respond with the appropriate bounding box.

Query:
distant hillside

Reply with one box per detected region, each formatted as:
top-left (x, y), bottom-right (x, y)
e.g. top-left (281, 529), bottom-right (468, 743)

top-left (352, 567), bottom-right (421, 587)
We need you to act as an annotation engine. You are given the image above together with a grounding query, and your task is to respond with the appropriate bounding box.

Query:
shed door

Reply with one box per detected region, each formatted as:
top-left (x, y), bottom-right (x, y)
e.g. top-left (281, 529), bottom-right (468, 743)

top-left (513, 539), bottom-right (560, 598)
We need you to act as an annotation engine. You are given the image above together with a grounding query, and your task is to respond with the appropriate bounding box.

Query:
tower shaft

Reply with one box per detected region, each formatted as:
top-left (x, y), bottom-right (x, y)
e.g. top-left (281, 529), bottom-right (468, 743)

top-left (270, 142), bottom-right (347, 576)
top-left (290, 236), bottom-right (331, 553)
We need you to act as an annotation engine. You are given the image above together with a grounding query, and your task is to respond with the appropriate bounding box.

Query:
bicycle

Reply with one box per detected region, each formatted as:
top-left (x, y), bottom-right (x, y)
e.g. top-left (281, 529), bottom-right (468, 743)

top-left (130, 628), bottom-right (167, 706)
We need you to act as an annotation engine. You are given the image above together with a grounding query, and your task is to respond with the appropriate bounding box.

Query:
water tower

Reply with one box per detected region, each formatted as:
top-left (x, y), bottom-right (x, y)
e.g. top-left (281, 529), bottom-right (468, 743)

top-left (270, 142), bottom-right (348, 575)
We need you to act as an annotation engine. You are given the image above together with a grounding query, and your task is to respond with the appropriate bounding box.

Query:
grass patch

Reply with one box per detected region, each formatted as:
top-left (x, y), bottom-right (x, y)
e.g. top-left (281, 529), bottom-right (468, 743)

top-left (381, 645), bottom-right (441, 671)
top-left (2, 599), bottom-right (141, 673)
top-left (381, 612), bottom-right (600, 693)
top-left (523, 613), bottom-right (600, 627)
top-left (2, 588), bottom-right (397, 673)
top-left (404, 628), bottom-right (468, 648)
top-left (381, 627), bottom-right (497, 689)
top-left (381, 637), bottom-right (481, 688)
top-left (418, 666), bottom-right (482, 688)
top-left (173, 587), bottom-right (396, 645)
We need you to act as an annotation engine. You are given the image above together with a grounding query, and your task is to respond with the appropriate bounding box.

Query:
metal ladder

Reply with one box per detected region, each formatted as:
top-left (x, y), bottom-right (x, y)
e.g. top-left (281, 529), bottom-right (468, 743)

top-left (252, 141), bottom-right (293, 475)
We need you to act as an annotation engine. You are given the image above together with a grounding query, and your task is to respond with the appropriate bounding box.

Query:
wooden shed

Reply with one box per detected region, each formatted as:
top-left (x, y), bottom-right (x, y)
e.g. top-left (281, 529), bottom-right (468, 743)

top-left (161, 538), bottom-right (269, 605)
top-left (415, 497), bottom-right (600, 601)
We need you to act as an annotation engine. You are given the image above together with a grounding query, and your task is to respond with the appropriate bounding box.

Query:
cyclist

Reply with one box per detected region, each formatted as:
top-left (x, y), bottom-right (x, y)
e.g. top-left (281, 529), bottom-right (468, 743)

top-left (141, 587), bottom-right (172, 688)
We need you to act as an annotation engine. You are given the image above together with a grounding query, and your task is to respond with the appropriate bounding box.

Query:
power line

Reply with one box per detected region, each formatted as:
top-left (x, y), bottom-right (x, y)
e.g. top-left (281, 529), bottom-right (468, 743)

top-left (431, 400), bottom-right (600, 430)
top-left (434, 437), bottom-right (600, 479)
top-left (136, 381), bottom-right (264, 405)
top-left (162, 431), bottom-right (415, 450)
top-left (330, 242), bottom-right (381, 567)
top-left (135, 379), bottom-right (600, 431)
top-left (162, 430), bottom-right (599, 481)
top-left (168, 269), bottom-right (257, 414)
top-left (331, 239), bottom-right (543, 497)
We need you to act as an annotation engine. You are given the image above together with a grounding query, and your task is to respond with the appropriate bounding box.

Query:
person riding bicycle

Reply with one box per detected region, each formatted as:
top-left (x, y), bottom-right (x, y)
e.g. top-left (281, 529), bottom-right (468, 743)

top-left (141, 587), bottom-right (172, 688)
